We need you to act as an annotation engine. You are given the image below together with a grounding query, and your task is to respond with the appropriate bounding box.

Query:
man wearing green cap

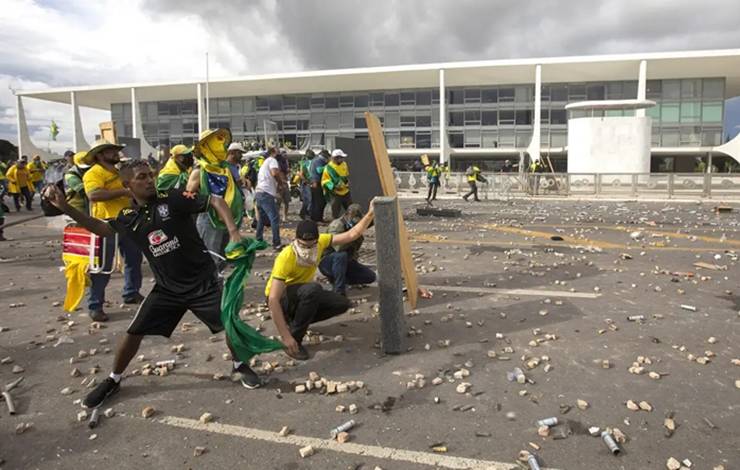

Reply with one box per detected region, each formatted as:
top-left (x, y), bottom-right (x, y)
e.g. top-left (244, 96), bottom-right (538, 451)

top-left (157, 144), bottom-right (194, 192)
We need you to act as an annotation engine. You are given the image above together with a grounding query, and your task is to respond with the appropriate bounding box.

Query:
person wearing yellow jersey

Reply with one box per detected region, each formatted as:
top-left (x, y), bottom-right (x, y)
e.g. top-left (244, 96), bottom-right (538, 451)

top-left (7, 159), bottom-right (34, 211)
top-left (321, 148), bottom-right (352, 219)
top-left (424, 159), bottom-right (442, 202)
top-left (156, 144), bottom-right (193, 192)
top-left (0, 159), bottom-right (8, 200)
top-left (462, 163), bottom-right (486, 202)
top-left (266, 205), bottom-right (375, 360)
top-left (28, 155), bottom-right (48, 193)
top-left (82, 140), bottom-right (143, 321)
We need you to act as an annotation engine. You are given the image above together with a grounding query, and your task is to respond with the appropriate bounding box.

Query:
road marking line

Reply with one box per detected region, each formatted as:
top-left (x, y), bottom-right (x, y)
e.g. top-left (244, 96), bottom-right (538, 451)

top-left (156, 415), bottom-right (528, 469)
top-left (423, 285), bottom-right (599, 299)
top-left (482, 225), bottom-right (625, 249)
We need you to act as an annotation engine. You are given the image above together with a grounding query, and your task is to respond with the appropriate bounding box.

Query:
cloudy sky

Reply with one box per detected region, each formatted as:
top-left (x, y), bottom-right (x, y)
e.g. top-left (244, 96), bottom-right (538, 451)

top-left (2, 0), bottom-right (740, 153)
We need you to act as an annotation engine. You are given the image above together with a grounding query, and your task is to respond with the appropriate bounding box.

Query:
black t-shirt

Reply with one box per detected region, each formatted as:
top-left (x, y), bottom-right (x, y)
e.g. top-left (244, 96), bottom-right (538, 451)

top-left (109, 190), bottom-right (216, 294)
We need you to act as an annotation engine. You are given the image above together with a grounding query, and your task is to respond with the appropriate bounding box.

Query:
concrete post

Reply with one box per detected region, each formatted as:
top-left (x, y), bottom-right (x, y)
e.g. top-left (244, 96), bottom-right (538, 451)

top-left (130, 88), bottom-right (138, 139)
top-left (373, 196), bottom-right (407, 355)
top-left (527, 64), bottom-right (542, 162)
top-left (197, 83), bottom-right (205, 135)
top-left (636, 60), bottom-right (647, 118)
top-left (439, 69), bottom-right (447, 166)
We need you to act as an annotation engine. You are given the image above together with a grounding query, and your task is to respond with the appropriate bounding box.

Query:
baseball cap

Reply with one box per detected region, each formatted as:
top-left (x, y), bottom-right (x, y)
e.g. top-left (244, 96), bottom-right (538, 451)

top-left (227, 142), bottom-right (245, 153)
top-left (331, 149), bottom-right (348, 158)
top-left (295, 220), bottom-right (319, 241)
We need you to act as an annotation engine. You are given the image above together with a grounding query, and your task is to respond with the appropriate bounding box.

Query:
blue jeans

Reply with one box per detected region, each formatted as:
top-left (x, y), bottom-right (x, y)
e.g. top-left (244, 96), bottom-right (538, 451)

top-left (255, 191), bottom-right (281, 248)
top-left (88, 235), bottom-right (143, 311)
top-left (319, 251), bottom-right (376, 294)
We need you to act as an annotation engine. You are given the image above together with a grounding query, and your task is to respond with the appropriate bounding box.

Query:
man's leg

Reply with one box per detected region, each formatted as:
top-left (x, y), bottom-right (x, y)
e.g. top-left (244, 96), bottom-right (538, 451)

top-left (282, 283), bottom-right (322, 343)
top-left (260, 193), bottom-right (281, 249)
top-left (330, 195), bottom-right (341, 219)
top-left (345, 259), bottom-right (377, 287)
top-left (196, 212), bottom-right (227, 272)
top-left (327, 251), bottom-right (349, 295)
top-left (473, 182), bottom-right (480, 201)
top-left (313, 288), bottom-right (352, 323)
top-left (88, 234), bottom-right (116, 320)
top-left (432, 183), bottom-right (438, 200)
top-left (341, 193), bottom-right (352, 212)
top-left (427, 184), bottom-right (433, 201)
top-left (254, 193), bottom-right (267, 242)
top-left (22, 188), bottom-right (32, 209)
top-left (111, 334), bottom-right (144, 375)
top-left (318, 254), bottom-right (335, 285)
top-left (12, 193), bottom-right (20, 211)
top-left (119, 235), bottom-right (143, 302)
top-left (462, 182), bottom-right (473, 200)
top-left (310, 186), bottom-right (323, 222)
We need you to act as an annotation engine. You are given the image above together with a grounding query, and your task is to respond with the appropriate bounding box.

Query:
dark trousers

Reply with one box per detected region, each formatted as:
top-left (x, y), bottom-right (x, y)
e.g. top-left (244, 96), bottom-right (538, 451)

top-left (426, 182), bottom-right (439, 201)
top-left (299, 183), bottom-right (311, 219)
top-left (463, 181), bottom-right (479, 201)
top-left (88, 235), bottom-right (143, 311)
top-left (330, 192), bottom-right (352, 219)
top-left (310, 185), bottom-right (326, 222)
top-left (12, 188), bottom-right (32, 211)
top-left (280, 282), bottom-right (351, 342)
top-left (319, 251), bottom-right (376, 295)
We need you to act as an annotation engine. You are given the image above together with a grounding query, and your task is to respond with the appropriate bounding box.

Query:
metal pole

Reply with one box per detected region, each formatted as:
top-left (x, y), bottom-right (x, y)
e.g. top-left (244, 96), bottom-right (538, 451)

top-left (373, 197), bottom-right (407, 355)
top-left (439, 69), bottom-right (447, 166)
top-left (205, 52), bottom-right (210, 129)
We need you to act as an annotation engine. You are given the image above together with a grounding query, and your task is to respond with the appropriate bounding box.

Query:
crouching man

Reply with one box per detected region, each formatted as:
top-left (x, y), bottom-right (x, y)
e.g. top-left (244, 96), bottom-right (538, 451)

top-left (266, 204), bottom-right (375, 360)
top-left (319, 203), bottom-right (376, 296)
top-left (44, 161), bottom-right (264, 409)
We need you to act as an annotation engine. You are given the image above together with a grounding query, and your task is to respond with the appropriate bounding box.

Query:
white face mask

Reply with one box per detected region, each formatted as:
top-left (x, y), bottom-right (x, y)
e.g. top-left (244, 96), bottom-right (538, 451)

top-left (292, 240), bottom-right (318, 267)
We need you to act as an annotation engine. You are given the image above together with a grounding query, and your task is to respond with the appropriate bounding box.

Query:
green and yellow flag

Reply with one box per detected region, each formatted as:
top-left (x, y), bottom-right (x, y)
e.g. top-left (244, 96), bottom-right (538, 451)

top-left (50, 120), bottom-right (59, 141)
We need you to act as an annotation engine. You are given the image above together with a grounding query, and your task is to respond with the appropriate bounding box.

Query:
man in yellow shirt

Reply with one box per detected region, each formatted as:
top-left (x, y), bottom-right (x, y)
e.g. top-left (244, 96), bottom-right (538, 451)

top-left (266, 205), bottom-right (375, 360)
top-left (28, 155), bottom-right (48, 193)
top-left (82, 140), bottom-right (143, 322)
top-left (7, 159), bottom-right (34, 211)
top-left (321, 149), bottom-right (352, 219)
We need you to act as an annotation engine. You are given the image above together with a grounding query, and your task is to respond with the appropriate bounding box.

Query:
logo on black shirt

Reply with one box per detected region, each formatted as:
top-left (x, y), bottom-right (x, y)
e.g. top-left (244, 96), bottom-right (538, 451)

top-left (157, 204), bottom-right (170, 220)
top-left (147, 229), bottom-right (168, 246)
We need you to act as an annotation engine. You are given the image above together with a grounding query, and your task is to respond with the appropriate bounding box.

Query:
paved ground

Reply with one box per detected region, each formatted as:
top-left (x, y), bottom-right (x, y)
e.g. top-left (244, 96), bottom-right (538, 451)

top-left (0, 197), bottom-right (739, 470)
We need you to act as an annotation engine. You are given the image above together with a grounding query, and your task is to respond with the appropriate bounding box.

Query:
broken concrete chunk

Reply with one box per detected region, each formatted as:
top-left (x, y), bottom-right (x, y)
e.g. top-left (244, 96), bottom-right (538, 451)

top-left (576, 399), bottom-right (589, 410)
top-left (626, 400), bottom-right (640, 411)
top-left (456, 382), bottom-right (471, 394)
top-left (193, 446), bottom-right (207, 457)
top-left (667, 457), bottom-right (681, 470)
top-left (141, 406), bottom-right (156, 418)
top-left (278, 426), bottom-right (290, 437)
top-left (638, 401), bottom-right (653, 412)
top-left (295, 384), bottom-right (306, 394)
top-left (336, 431), bottom-right (350, 443)
top-left (299, 445), bottom-right (315, 458)
top-left (199, 412), bottom-right (213, 424)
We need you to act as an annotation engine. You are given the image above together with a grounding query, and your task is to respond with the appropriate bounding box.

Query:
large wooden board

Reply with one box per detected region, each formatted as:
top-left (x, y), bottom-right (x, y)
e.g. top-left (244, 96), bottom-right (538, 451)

top-left (335, 137), bottom-right (381, 213)
top-left (365, 112), bottom-right (419, 309)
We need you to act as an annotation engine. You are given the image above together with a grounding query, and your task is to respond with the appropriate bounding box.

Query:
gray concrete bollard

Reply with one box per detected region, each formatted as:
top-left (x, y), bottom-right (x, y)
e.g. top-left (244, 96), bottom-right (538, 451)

top-left (373, 197), bottom-right (407, 354)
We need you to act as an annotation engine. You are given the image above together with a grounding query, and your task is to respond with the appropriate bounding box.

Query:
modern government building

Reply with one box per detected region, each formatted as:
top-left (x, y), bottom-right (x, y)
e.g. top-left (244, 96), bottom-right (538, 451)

top-left (15, 49), bottom-right (740, 173)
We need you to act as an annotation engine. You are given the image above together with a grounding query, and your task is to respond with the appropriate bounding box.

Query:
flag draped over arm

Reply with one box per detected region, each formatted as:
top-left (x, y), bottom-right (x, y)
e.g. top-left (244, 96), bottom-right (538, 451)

top-left (221, 237), bottom-right (284, 362)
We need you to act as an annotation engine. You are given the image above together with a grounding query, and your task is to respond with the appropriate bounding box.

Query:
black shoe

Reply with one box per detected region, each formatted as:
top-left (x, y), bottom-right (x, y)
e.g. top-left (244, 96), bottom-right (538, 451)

top-left (89, 309), bottom-right (109, 322)
top-left (233, 363), bottom-right (262, 389)
top-left (83, 377), bottom-right (120, 408)
top-left (286, 343), bottom-right (310, 361)
top-left (123, 293), bottom-right (145, 304)
top-left (462, 196), bottom-right (468, 202)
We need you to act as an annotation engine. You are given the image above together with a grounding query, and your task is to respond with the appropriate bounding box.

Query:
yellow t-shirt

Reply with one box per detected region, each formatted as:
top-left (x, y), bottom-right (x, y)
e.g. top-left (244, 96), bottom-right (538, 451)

top-left (265, 233), bottom-right (333, 297)
top-left (83, 164), bottom-right (130, 219)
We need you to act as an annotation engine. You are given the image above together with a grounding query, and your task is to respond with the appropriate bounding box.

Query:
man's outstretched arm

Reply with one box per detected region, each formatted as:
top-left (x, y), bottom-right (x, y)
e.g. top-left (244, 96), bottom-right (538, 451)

top-left (44, 185), bottom-right (115, 237)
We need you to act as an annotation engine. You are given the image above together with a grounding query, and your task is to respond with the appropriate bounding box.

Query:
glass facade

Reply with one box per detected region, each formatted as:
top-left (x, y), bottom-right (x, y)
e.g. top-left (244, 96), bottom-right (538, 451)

top-left (110, 77), bottom-right (725, 150)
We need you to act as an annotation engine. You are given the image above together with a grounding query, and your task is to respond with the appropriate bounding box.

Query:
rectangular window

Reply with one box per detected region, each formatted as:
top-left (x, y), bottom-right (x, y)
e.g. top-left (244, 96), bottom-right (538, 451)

top-left (702, 102), bottom-right (723, 122)
top-left (680, 102), bottom-right (700, 123)
top-left (464, 88), bottom-right (481, 103)
top-left (448, 131), bottom-right (464, 148)
top-left (281, 96), bottom-right (295, 110)
top-left (324, 96), bottom-right (339, 109)
top-left (431, 108), bottom-right (440, 126)
top-left (681, 79), bottom-right (701, 99)
top-left (416, 115), bottom-right (431, 127)
top-left (607, 82), bottom-right (623, 99)
top-left (182, 100), bottom-right (197, 115)
top-left (663, 80), bottom-right (680, 100)
top-left (568, 84), bottom-right (586, 100)
top-left (416, 90), bottom-right (432, 106)
top-left (482, 88), bottom-right (498, 103)
top-left (515, 86), bottom-right (531, 102)
top-left (661, 128), bottom-right (680, 146)
top-left (550, 86), bottom-right (567, 101)
top-left (702, 128), bottom-right (721, 146)
top-left (606, 109), bottom-right (623, 117)
top-left (550, 109), bottom-right (567, 125)
top-left (229, 117), bottom-right (243, 131)
top-left (539, 108), bottom-right (550, 124)
top-left (482, 129), bottom-right (498, 148)
top-left (385, 111), bottom-right (400, 128)
top-left (384, 93), bottom-right (399, 107)
top-left (354, 117), bottom-right (367, 129)
top-left (449, 111), bottom-right (464, 126)
top-left (464, 110), bottom-right (481, 125)
top-left (416, 131), bottom-right (431, 148)
top-left (339, 95), bottom-right (354, 108)
top-left (354, 94), bottom-right (368, 108)
top-left (623, 81), bottom-right (638, 98)
top-left (499, 110), bottom-right (515, 125)
top-left (646, 105), bottom-right (660, 120)
top-left (400, 92), bottom-right (415, 106)
top-left (482, 110), bottom-right (498, 126)
top-left (400, 130), bottom-right (415, 147)
top-left (282, 120), bottom-right (297, 130)
top-left (550, 130), bottom-right (566, 147)
top-left (340, 112), bottom-right (353, 128)
top-left (515, 131), bottom-right (530, 148)
top-left (385, 131), bottom-right (400, 148)
top-left (297, 96), bottom-right (310, 110)
top-left (158, 102), bottom-right (170, 116)
top-left (369, 93), bottom-right (384, 107)
top-left (702, 78), bottom-right (724, 99)
top-left (499, 87), bottom-right (515, 102)
top-left (499, 128), bottom-right (515, 147)
top-left (432, 89), bottom-right (440, 104)
top-left (515, 110), bottom-right (532, 125)
top-left (310, 96), bottom-right (325, 109)
top-left (449, 89), bottom-right (464, 104)
top-left (646, 80), bottom-right (662, 99)
top-left (400, 115), bottom-right (416, 127)
top-left (230, 98), bottom-right (243, 115)
top-left (256, 96), bottom-right (269, 111)
top-left (680, 126), bottom-right (701, 146)
top-left (661, 103), bottom-right (680, 123)
top-left (464, 129), bottom-right (481, 147)
top-left (586, 85), bottom-right (605, 100)
top-left (268, 96), bottom-right (282, 111)
top-left (243, 97), bottom-right (255, 113)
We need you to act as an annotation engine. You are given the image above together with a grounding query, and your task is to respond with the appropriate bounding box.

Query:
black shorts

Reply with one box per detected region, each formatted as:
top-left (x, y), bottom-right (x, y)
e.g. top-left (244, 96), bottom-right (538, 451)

top-left (127, 277), bottom-right (224, 337)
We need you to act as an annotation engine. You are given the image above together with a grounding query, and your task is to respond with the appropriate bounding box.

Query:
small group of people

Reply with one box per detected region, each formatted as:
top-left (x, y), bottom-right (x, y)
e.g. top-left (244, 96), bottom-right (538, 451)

top-left (41, 127), bottom-right (376, 410)
top-left (0, 154), bottom-right (48, 213)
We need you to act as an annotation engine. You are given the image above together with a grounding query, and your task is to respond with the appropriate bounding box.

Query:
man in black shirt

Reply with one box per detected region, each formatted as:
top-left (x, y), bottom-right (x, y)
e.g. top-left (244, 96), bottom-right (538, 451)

top-left (44, 160), bottom-right (265, 409)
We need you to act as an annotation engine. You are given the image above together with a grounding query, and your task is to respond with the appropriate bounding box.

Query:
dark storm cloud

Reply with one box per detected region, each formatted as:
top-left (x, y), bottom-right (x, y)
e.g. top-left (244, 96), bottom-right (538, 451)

top-left (142, 0), bottom-right (740, 72)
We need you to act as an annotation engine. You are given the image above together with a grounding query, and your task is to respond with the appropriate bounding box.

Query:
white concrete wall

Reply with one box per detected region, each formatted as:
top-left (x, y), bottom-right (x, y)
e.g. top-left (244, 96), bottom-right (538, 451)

top-left (567, 116), bottom-right (652, 173)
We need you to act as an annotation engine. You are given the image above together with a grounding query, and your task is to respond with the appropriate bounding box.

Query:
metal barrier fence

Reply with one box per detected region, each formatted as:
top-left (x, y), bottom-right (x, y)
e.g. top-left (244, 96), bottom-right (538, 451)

top-left (393, 171), bottom-right (740, 199)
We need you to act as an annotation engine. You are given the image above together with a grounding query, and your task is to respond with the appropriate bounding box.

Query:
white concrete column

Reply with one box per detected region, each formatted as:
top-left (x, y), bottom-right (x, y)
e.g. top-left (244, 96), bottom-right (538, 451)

top-left (130, 88), bottom-right (138, 138)
top-left (16, 94), bottom-right (55, 160)
top-left (527, 64), bottom-right (542, 162)
top-left (197, 83), bottom-right (205, 134)
top-left (438, 69), bottom-right (447, 165)
top-left (636, 60), bottom-right (647, 117)
top-left (71, 91), bottom-right (89, 151)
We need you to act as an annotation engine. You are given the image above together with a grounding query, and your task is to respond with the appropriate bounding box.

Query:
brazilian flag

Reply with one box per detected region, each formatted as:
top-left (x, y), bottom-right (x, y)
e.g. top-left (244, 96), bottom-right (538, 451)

top-left (50, 120), bottom-right (59, 141)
